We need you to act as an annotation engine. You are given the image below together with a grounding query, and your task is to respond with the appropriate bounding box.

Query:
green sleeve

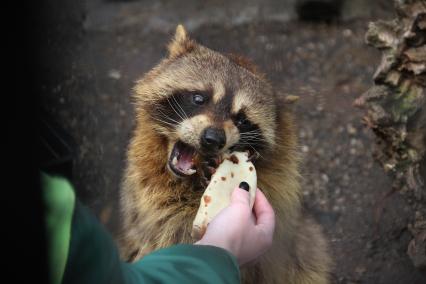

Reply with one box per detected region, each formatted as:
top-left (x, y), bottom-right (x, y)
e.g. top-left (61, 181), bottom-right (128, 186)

top-left (123, 245), bottom-right (241, 284)
top-left (42, 174), bottom-right (240, 284)
top-left (42, 173), bottom-right (75, 284)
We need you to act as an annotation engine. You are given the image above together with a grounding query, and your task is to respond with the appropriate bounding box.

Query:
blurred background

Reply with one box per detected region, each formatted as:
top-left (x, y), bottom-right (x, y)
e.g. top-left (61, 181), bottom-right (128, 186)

top-left (38, 0), bottom-right (425, 283)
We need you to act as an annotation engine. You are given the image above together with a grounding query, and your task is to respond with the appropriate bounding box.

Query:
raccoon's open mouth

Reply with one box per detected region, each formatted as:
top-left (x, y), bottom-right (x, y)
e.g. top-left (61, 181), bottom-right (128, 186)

top-left (168, 140), bottom-right (198, 177)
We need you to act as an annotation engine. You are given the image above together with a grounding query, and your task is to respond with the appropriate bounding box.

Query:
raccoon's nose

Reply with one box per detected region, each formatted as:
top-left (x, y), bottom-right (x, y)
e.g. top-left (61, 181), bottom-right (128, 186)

top-left (201, 128), bottom-right (226, 151)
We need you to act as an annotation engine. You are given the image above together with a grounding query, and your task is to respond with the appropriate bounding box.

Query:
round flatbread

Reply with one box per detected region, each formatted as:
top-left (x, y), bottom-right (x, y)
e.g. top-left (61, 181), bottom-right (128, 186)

top-left (191, 151), bottom-right (257, 240)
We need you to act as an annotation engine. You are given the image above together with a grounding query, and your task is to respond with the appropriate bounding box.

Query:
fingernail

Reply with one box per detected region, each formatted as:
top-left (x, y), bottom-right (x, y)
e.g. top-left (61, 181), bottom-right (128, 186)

top-left (239, 181), bottom-right (250, 192)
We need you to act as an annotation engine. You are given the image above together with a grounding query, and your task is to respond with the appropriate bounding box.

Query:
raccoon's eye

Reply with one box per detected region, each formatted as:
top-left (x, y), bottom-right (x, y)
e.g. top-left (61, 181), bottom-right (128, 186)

top-left (234, 113), bottom-right (251, 129)
top-left (192, 93), bottom-right (206, 105)
top-left (236, 118), bottom-right (250, 127)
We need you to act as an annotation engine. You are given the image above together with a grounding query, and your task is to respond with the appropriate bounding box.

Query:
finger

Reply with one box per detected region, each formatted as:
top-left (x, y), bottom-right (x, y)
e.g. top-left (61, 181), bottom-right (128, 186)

top-left (230, 185), bottom-right (251, 208)
top-left (253, 188), bottom-right (275, 234)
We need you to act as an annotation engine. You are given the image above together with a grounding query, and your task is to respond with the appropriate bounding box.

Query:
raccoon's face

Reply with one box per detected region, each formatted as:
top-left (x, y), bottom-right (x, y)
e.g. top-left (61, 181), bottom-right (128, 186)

top-left (135, 26), bottom-right (278, 179)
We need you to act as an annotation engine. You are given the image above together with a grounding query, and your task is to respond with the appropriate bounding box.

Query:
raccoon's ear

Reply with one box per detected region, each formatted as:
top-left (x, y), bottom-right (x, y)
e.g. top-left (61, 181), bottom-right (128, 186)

top-left (277, 94), bottom-right (299, 111)
top-left (167, 24), bottom-right (196, 58)
top-left (227, 54), bottom-right (260, 75)
top-left (227, 53), bottom-right (266, 80)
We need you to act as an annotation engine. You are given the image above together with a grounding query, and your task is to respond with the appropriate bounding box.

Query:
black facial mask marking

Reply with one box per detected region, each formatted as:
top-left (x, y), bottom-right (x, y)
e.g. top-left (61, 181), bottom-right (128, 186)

top-left (152, 90), bottom-right (211, 128)
top-left (152, 92), bottom-right (267, 154)
top-left (231, 111), bottom-right (266, 152)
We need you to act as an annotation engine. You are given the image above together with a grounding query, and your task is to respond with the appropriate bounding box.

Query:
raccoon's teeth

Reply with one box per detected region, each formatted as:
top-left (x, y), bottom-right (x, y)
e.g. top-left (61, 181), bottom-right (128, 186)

top-left (185, 168), bottom-right (197, 175)
top-left (172, 156), bottom-right (178, 166)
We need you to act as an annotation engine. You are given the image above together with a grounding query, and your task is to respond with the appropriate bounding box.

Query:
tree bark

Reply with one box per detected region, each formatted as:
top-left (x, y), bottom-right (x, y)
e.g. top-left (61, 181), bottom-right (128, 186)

top-left (354, 0), bottom-right (426, 271)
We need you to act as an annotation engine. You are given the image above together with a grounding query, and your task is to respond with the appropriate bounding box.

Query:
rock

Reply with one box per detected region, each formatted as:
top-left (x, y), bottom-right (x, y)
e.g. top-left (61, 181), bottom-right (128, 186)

top-left (108, 69), bottom-right (122, 80)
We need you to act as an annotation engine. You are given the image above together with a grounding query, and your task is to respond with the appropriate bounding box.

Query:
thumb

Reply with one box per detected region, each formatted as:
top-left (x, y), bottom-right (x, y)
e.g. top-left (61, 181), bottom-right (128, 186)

top-left (230, 182), bottom-right (251, 207)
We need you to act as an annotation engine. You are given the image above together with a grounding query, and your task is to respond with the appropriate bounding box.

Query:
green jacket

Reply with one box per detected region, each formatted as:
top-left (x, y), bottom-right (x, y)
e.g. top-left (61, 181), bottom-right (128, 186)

top-left (42, 174), bottom-right (240, 284)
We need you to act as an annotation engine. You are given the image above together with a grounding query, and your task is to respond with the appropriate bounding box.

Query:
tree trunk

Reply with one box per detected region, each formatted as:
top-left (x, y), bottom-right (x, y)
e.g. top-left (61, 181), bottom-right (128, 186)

top-left (354, 0), bottom-right (426, 271)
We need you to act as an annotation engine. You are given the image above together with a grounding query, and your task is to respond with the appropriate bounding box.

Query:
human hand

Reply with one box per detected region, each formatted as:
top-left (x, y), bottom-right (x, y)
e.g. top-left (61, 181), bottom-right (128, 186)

top-left (195, 183), bottom-right (275, 266)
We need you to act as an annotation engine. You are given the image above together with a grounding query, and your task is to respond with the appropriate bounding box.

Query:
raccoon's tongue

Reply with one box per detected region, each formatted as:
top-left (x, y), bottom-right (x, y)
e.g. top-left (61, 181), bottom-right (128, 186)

top-left (170, 141), bottom-right (197, 176)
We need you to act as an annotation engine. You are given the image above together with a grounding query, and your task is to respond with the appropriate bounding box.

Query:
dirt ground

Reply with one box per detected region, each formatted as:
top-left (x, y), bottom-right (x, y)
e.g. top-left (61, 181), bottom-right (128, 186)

top-left (39, 0), bottom-right (426, 283)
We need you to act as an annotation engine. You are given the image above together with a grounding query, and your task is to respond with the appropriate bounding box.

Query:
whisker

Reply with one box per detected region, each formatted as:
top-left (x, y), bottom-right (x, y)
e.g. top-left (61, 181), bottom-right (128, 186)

top-left (166, 97), bottom-right (185, 121)
top-left (239, 137), bottom-right (268, 142)
top-left (239, 136), bottom-right (270, 142)
top-left (239, 136), bottom-right (265, 140)
top-left (172, 95), bottom-right (189, 120)
top-left (240, 133), bottom-right (286, 145)
top-left (239, 134), bottom-right (264, 138)
top-left (249, 146), bottom-right (263, 159)
top-left (152, 119), bottom-right (176, 128)
top-left (235, 140), bottom-right (264, 146)
top-left (239, 131), bottom-right (262, 135)
top-left (149, 115), bottom-right (177, 128)
top-left (157, 108), bottom-right (181, 124)
top-left (239, 131), bottom-right (262, 134)
top-left (237, 143), bottom-right (264, 160)
top-left (239, 137), bottom-right (278, 147)
top-left (174, 95), bottom-right (197, 131)
top-left (240, 130), bottom-right (261, 133)
top-left (239, 141), bottom-right (269, 146)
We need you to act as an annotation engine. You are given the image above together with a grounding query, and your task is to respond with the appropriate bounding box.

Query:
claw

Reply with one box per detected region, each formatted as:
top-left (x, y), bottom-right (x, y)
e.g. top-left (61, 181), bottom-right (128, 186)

top-left (206, 166), bottom-right (216, 175)
top-left (214, 155), bottom-right (223, 166)
top-left (200, 175), bottom-right (210, 188)
top-left (210, 158), bottom-right (219, 168)
top-left (199, 154), bottom-right (223, 188)
top-left (247, 151), bottom-right (260, 162)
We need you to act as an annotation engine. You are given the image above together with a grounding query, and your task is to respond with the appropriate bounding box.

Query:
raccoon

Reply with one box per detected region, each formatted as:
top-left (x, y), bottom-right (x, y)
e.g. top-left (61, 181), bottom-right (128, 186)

top-left (119, 25), bottom-right (331, 284)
